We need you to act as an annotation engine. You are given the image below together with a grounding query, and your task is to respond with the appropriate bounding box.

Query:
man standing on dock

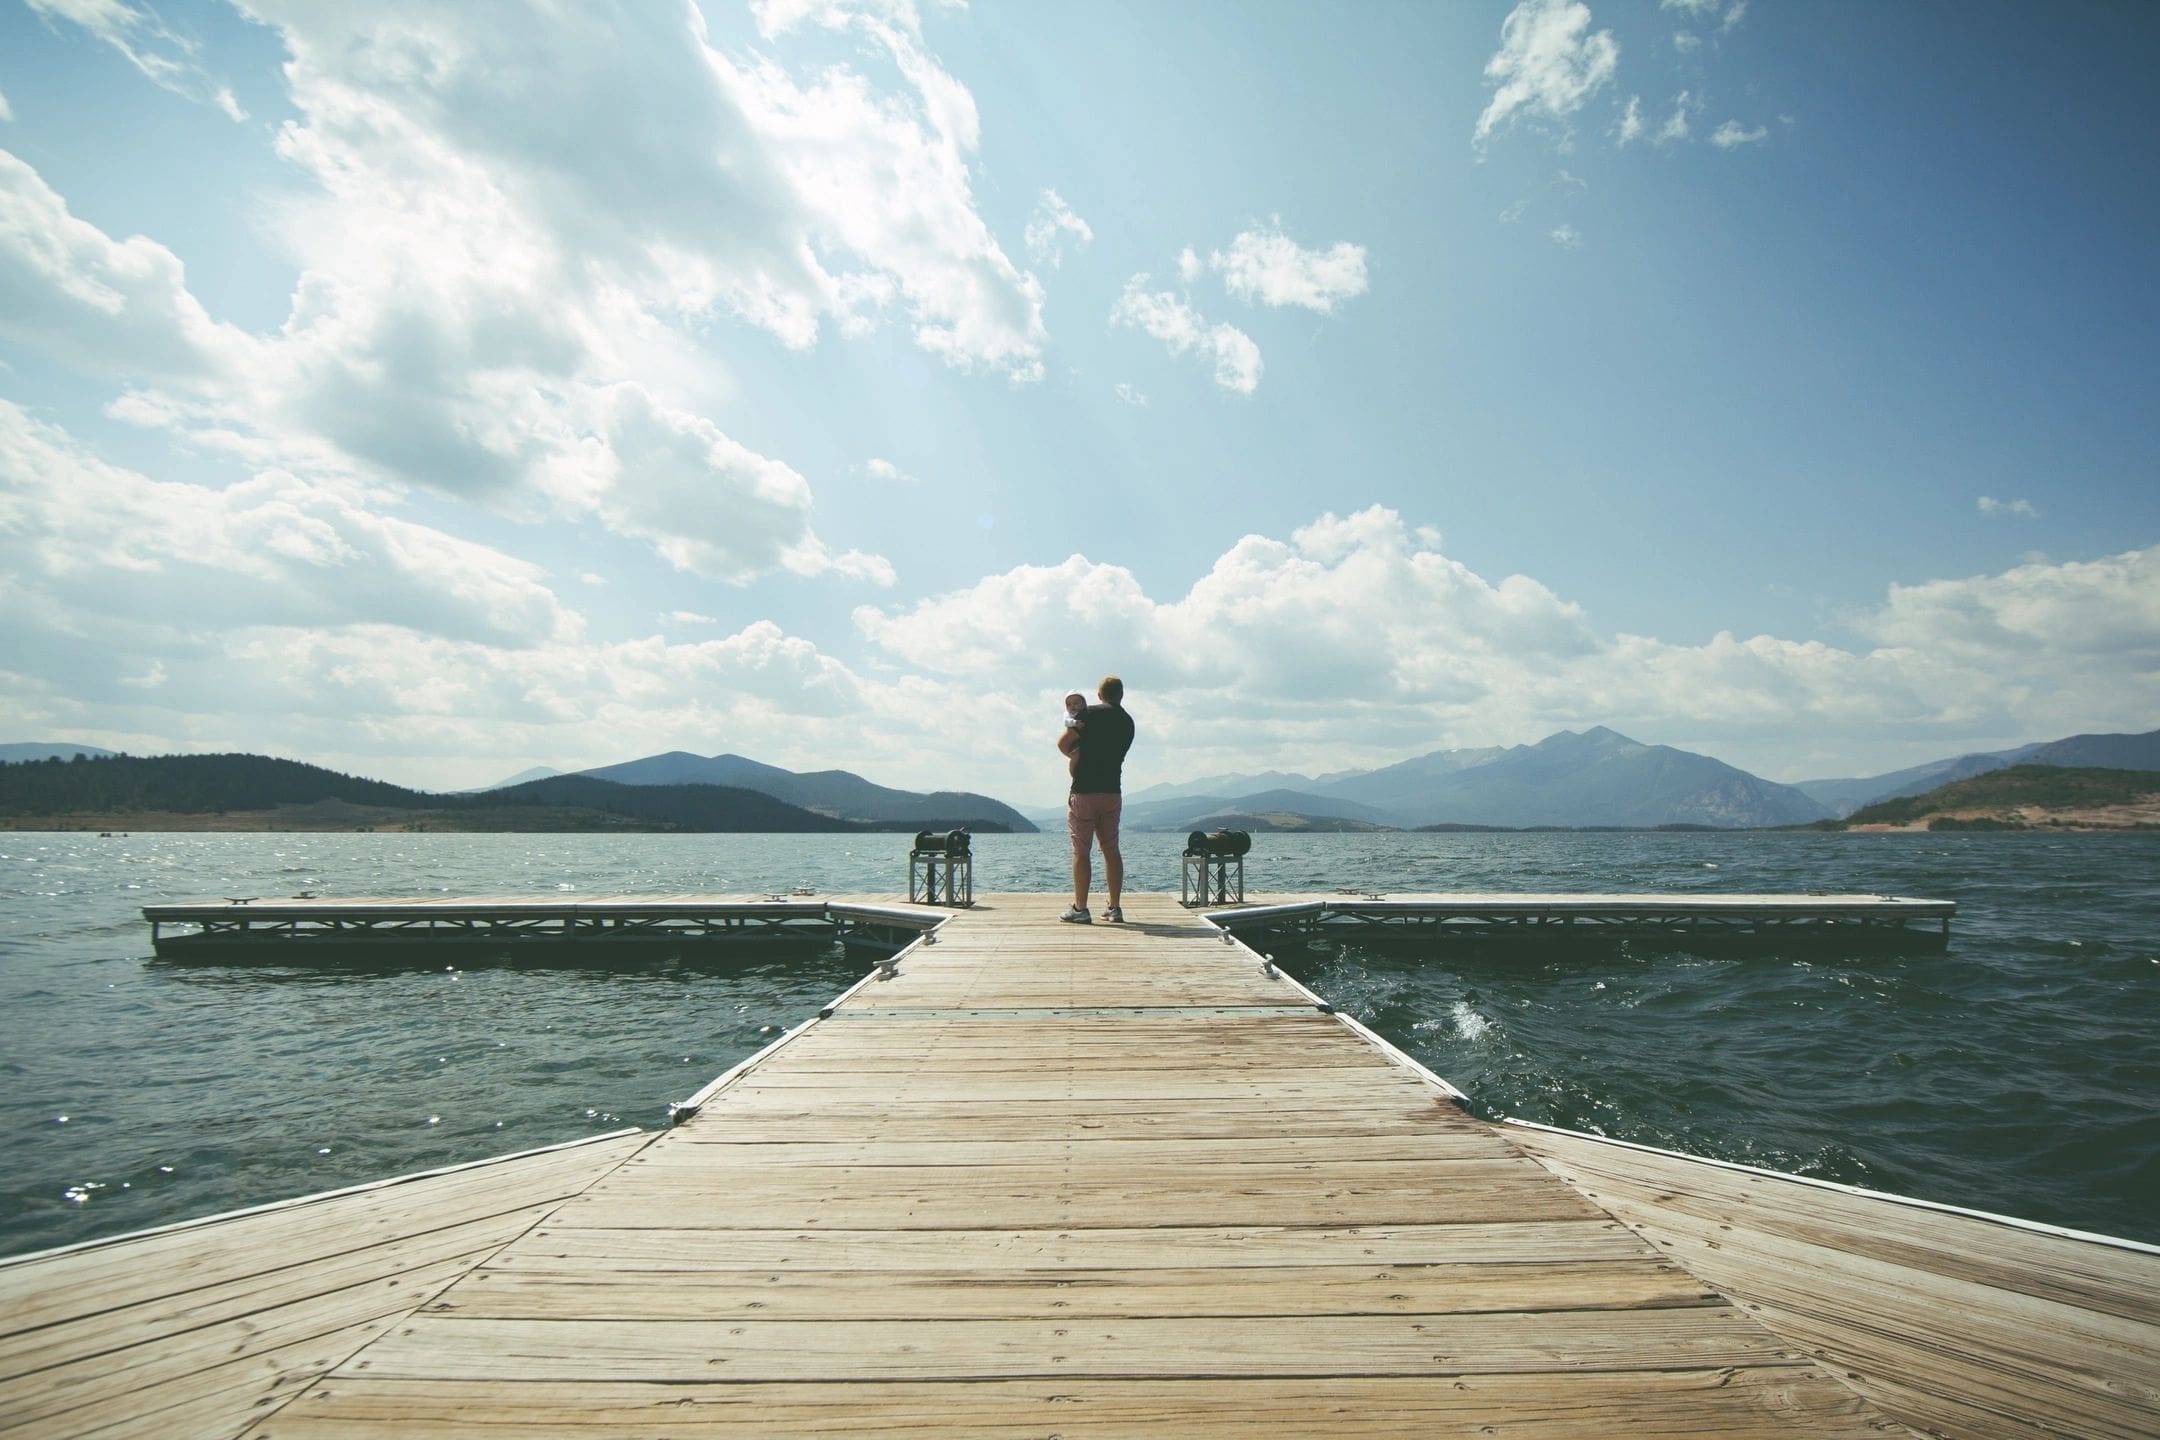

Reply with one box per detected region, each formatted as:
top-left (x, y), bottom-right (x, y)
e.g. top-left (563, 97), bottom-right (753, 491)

top-left (1060, 675), bottom-right (1135, 924)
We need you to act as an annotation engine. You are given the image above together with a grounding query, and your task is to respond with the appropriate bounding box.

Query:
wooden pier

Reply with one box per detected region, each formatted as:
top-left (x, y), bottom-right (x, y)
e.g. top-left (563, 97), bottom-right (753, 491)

top-left (5, 893), bottom-right (2152, 1439)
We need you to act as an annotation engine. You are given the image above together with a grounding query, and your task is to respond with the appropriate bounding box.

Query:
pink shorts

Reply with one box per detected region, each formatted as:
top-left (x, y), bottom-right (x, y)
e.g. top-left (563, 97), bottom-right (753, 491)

top-left (1067, 792), bottom-right (1123, 855)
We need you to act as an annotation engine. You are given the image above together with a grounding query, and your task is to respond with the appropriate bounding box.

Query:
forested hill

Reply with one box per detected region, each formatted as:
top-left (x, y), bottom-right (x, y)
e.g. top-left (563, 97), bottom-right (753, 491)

top-left (1843, 764), bottom-right (2160, 828)
top-left (0, 753), bottom-right (1014, 833)
top-left (0, 752), bottom-right (420, 814)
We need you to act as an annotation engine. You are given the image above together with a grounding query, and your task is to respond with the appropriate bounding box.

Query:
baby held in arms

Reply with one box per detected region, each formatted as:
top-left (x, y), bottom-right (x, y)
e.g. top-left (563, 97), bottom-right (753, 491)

top-left (1062, 691), bottom-right (1086, 776)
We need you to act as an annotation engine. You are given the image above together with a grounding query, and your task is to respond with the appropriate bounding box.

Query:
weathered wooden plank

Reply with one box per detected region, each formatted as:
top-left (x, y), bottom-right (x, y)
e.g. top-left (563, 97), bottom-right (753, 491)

top-left (0, 1203), bottom-right (551, 1381)
top-left (495, 1221), bottom-right (1655, 1272)
top-left (240, 1370), bottom-right (1906, 1439)
top-left (1511, 1128), bottom-right (2160, 1440)
top-left (336, 1307), bottom-right (1802, 1383)
top-left (687, 1095), bottom-right (1473, 1133)
top-left (43, 1317), bottom-right (396, 1440)
top-left (635, 1134), bottom-right (1518, 1166)
top-left (0, 1135), bottom-right (649, 1337)
top-left (717, 1073), bottom-right (1436, 1102)
top-left (429, 1259), bottom-right (1717, 1321)
top-left (1513, 1129), bottom-right (2160, 1321)
top-left (556, 1162), bottom-right (1603, 1230)
top-left (0, 1255), bottom-right (477, 1432)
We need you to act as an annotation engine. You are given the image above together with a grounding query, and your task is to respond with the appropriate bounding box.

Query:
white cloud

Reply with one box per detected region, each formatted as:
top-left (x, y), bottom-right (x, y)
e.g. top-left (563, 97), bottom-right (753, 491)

top-left (0, 89), bottom-right (14, 123)
top-left (1863, 547), bottom-right (2160, 669)
top-left (1659, 0), bottom-right (1719, 12)
top-left (2, 33), bottom-right (907, 591)
top-left (1616, 95), bottom-right (1644, 144)
top-left (578, 572), bottom-right (607, 587)
top-left (1673, 32), bottom-right (1702, 53)
top-left (1711, 120), bottom-right (1769, 148)
top-left (1108, 277), bottom-right (1263, 395)
top-left (865, 456), bottom-right (916, 483)
top-left (1475, 0), bottom-right (1620, 146)
top-left (852, 512), bottom-right (2160, 792)
top-left (1722, 0), bottom-right (1750, 33)
top-left (1208, 226), bottom-right (1369, 313)
top-left (0, 400), bottom-right (576, 652)
top-left (1023, 188), bottom-right (1092, 268)
top-left (1659, 92), bottom-right (1695, 144)
top-left (1113, 382), bottom-right (1147, 407)
top-left (1549, 224), bottom-right (1582, 249)
top-left (1978, 496), bottom-right (2039, 518)
top-left (666, 610), bottom-right (719, 625)
top-left (0, 150), bottom-right (260, 387)
top-left (596, 389), bottom-right (894, 585)
top-left (26, 0), bottom-right (248, 118)
top-left (230, 0), bottom-right (1045, 389)
top-left (1177, 246), bottom-right (1202, 283)
top-left (1500, 200), bottom-right (1529, 223)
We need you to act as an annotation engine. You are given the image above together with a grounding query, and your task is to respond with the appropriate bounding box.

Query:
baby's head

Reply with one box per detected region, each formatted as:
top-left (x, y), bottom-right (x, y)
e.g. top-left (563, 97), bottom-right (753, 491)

top-left (1064, 691), bottom-right (1087, 717)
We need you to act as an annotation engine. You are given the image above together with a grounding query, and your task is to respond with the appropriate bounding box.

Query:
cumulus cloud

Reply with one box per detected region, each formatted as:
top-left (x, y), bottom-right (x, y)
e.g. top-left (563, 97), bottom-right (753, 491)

top-left (0, 400), bottom-right (576, 655)
top-left (1711, 120), bottom-right (1769, 148)
top-left (865, 456), bottom-right (915, 483)
top-left (241, 1), bottom-right (1045, 381)
top-left (1208, 226), bottom-right (1369, 313)
top-left (27, 0), bottom-right (248, 119)
top-left (0, 89), bottom-right (13, 123)
top-left (1, 42), bottom-right (899, 590)
top-left (1024, 188), bottom-right (1092, 268)
top-left (1113, 382), bottom-right (1147, 407)
top-left (851, 510), bottom-right (2160, 789)
top-left (1659, 92), bottom-right (1695, 143)
top-left (1176, 246), bottom-right (1202, 283)
top-left (1108, 277), bottom-right (1263, 395)
top-left (0, 150), bottom-right (260, 387)
top-left (1549, 224), bottom-right (1583, 249)
top-left (1977, 496), bottom-right (2038, 517)
top-left (1474, 0), bottom-right (1620, 146)
top-left (596, 389), bottom-right (894, 585)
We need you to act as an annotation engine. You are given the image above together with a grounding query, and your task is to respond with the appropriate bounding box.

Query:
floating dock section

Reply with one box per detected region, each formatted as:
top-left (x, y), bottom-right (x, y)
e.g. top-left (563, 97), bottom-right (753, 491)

top-left (140, 888), bottom-right (1955, 958)
top-left (5, 891), bottom-right (2147, 1440)
top-left (141, 895), bottom-right (937, 957)
top-left (1220, 891), bottom-right (1957, 949)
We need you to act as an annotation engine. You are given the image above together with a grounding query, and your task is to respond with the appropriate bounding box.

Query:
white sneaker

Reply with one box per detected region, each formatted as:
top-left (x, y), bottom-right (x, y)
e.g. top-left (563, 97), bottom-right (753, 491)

top-left (1104, 905), bottom-right (1124, 923)
top-left (1059, 906), bottom-right (1091, 924)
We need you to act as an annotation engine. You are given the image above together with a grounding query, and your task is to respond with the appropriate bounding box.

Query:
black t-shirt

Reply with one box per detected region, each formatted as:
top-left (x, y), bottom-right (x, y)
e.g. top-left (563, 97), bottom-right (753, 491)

top-left (1069, 703), bottom-right (1135, 795)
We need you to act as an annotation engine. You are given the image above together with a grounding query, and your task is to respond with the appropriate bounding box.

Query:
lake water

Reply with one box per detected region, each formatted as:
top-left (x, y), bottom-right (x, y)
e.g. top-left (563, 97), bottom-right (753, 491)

top-left (2, 829), bottom-right (2155, 1257)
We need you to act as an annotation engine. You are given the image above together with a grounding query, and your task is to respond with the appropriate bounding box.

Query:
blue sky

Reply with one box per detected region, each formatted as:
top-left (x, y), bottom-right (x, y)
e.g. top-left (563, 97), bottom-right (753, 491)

top-left (1, 0), bottom-right (2154, 805)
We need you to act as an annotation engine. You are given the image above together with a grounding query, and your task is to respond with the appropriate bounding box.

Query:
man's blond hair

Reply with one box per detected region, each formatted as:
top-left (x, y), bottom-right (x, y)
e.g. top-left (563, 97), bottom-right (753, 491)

top-left (1098, 675), bottom-right (1124, 704)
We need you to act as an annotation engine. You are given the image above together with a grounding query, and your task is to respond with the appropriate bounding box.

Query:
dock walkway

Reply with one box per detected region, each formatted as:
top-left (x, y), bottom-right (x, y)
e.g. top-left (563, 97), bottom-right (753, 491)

top-left (5, 894), bottom-right (2153, 1437)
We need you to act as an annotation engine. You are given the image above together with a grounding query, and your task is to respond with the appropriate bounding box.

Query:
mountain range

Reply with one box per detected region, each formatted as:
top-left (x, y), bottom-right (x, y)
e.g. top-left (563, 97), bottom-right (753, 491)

top-left (11, 726), bottom-right (2155, 833)
top-left (1112, 725), bottom-right (2160, 832)
top-left (570, 751), bottom-right (1037, 833)
top-left (1793, 730), bottom-right (2160, 817)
